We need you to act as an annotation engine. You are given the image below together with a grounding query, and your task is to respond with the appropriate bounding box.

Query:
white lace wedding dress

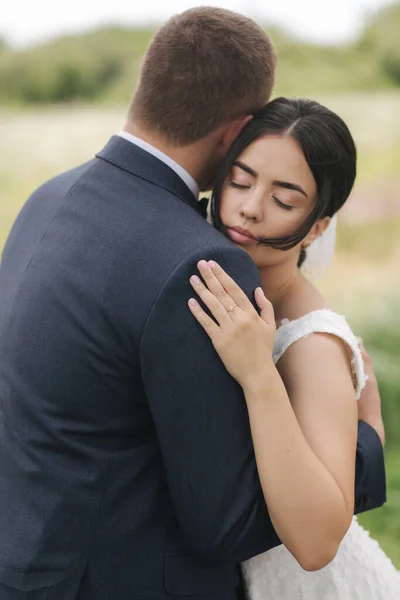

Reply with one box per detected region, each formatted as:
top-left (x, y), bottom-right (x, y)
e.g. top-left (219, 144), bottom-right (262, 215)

top-left (242, 309), bottom-right (400, 600)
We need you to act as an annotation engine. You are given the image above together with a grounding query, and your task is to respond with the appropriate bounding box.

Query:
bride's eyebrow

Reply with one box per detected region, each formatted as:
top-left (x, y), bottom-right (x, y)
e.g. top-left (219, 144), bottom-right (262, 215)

top-left (274, 181), bottom-right (308, 198)
top-left (233, 160), bottom-right (257, 178)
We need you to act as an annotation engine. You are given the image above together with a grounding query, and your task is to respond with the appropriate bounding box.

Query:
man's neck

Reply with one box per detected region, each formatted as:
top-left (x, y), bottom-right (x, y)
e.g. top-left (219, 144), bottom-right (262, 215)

top-left (124, 122), bottom-right (214, 191)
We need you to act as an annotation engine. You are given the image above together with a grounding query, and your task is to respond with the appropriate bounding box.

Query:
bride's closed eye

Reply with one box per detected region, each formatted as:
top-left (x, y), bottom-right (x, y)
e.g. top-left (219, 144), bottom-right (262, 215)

top-left (273, 196), bottom-right (295, 211)
top-left (229, 182), bottom-right (295, 211)
top-left (230, 180), bottom-right (251, 190)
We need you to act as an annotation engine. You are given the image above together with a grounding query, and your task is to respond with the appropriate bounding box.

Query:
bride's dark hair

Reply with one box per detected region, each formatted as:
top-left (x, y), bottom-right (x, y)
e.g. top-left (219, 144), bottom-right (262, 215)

top-left (211, 97), bottom-right (357, 266)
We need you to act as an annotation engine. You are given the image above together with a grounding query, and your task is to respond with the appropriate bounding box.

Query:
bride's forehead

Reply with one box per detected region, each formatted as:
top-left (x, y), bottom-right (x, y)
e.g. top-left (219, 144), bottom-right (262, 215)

top-left (243, 135), bottom-right (305, 163)
top-left (238, 137), bottom-right (316, 189)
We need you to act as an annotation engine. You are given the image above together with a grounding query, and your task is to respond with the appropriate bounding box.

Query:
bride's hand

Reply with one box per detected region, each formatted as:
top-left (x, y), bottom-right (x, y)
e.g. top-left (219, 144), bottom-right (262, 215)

top-left (188, 260), bottom-right (276, 389)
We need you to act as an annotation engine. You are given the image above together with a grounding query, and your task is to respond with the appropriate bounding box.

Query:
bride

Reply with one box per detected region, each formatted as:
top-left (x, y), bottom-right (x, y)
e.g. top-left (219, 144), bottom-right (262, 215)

top-left (188, 97), bottom-right (399, 599)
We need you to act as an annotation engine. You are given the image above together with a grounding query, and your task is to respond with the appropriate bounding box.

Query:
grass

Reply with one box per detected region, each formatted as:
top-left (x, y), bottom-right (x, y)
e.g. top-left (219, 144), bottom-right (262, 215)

top-left (358, 449), bottom-right (400, 568)
top-left (1, 95), bottom-right (399, 568)
top-left (318, 219), bottom-right (400, 569)
top-left (337, 220), bottom-right (400, 261)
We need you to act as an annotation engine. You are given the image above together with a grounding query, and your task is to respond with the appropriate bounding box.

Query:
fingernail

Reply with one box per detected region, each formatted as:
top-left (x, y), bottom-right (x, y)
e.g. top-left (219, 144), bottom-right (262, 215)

top-left (188, 298), bottom-right (198, 307)
top-left (198, 260), bottom-right (208, 271)
top-left (256, 287), bottom-right (264, 295)
top-left (208, 260), bottom-right (217, 269)
top-left (190, 275), bottom-right (201, 285)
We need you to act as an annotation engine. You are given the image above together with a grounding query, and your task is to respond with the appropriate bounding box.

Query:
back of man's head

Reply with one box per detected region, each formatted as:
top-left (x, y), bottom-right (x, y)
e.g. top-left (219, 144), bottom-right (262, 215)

top-left (129, 7), bottom-right (276, 146)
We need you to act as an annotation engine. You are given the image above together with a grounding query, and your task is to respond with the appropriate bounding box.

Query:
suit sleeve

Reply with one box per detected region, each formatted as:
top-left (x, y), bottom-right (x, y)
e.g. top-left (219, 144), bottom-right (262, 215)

top-left (140, 245), bottom-right (280, 562)
top-left (354, 420), bottom-right (386, 513)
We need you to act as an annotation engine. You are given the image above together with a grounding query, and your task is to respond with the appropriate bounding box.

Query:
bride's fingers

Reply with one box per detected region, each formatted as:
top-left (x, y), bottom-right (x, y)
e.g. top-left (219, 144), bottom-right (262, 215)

top-left (197, 260), bottom-right (238, 314)
top-left (207, 260), bottom-right (253, 311)
top-left (255, 287), bottom-right (275, 324)
top-left (188, 298), bottom-right (221, 340)
top-left (189, 275), bottom-right (231, 328)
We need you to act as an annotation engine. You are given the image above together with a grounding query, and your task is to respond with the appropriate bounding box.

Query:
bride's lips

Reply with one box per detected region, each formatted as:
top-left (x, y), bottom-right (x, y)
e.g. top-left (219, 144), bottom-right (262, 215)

top-left (226, 226), bottom-right (258, 246)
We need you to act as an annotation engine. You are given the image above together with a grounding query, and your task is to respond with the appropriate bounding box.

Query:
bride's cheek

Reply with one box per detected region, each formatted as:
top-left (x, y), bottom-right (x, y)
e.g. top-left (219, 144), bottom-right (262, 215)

top-left (267, 209), bottom-right (302, 239)
top-left (220, 189), bottom-right (237, 215)
top-left (219, 204), bottom-right (230, 223)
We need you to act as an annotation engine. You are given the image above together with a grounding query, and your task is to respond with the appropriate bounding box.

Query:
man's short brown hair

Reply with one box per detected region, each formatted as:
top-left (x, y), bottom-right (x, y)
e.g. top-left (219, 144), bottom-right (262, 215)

top-left (129, 7), bottom-right (276, 145)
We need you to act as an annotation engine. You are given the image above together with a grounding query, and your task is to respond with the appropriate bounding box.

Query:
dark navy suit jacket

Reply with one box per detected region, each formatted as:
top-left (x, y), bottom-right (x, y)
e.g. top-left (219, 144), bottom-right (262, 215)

top-left (0, 137), bottom-right (386, 600)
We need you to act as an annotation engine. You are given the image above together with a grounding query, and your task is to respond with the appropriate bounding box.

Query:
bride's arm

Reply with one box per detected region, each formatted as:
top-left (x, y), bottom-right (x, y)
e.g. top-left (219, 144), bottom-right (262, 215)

top-left (269, 334), bottom-right (357, 567)
top-left (188, 260), bottom-right (357, 571)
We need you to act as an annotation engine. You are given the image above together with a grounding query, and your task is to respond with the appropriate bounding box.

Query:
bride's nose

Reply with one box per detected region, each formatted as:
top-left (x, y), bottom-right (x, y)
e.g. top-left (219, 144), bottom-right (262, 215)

top-left (239, 195), bottom-right (263, 223)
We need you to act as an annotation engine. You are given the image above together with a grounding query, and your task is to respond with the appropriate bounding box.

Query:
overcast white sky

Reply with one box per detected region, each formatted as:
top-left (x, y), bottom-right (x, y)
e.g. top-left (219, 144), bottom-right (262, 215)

top-left (1, 0), bottom-right (395, 47)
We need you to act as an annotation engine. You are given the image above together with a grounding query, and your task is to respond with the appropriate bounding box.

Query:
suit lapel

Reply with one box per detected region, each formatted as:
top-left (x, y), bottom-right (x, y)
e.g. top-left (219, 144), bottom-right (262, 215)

top-left (96, 136), bottom-right (199, 213)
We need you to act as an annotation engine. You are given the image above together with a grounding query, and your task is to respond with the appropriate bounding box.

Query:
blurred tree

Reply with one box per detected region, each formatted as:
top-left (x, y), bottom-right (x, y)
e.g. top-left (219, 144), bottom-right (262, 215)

top-left (0, 5), bottom-right (399, 105)
top-left (358, 3), bottom-right (400, 86)
top-left (0, 27), bottom-right (152, 104)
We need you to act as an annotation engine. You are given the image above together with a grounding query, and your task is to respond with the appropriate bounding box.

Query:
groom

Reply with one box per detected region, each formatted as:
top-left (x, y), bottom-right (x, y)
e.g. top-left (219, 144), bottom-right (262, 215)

top-left (0, 7), bottom-right (386, 600)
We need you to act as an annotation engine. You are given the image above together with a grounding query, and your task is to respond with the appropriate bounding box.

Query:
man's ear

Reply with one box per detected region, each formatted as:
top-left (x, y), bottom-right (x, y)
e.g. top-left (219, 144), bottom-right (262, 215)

top-left (220, 115), bottom-right (253, 153)
top-left (303, 217), bottom-right (331, 247)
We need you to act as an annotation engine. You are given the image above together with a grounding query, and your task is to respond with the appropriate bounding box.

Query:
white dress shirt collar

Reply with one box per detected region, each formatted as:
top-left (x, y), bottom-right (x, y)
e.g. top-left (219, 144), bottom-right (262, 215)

top-left (118, 131), bottom-right (199, 199)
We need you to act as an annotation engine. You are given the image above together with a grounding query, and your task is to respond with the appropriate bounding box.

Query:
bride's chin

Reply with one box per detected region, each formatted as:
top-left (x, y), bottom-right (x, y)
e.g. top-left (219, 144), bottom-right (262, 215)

top-left (238, 244), bottom-right (260, 261)
top-left (243, 246), bottom-right (275, 269)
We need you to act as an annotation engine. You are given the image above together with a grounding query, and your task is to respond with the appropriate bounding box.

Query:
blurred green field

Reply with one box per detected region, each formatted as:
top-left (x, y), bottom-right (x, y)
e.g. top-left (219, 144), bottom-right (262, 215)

top-left (319, 250), bottom-right (400, 568)
top-left (358, 449), bottom-right (400, 568)
top-left (0, 94), bottom-right (399, 567)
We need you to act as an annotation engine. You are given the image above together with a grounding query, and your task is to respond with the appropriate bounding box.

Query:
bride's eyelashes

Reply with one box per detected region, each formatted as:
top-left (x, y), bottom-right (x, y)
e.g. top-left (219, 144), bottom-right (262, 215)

top-left (273, 196), bottom-right (295, 211)
top-left (229, 179), bottom-right (295, 211)
top-left (229, 180), bottom-right (295, 212)
top-left (229, 180), bottom-right (251, 190)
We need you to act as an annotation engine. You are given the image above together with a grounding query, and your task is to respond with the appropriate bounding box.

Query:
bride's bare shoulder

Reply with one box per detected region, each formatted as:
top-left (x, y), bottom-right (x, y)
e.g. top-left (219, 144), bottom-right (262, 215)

top-left (274, 275), bottom-right (330, 326)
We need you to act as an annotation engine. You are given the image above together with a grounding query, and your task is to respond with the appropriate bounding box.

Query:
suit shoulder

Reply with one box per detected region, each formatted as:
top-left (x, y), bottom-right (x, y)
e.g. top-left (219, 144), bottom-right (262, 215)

top-left (30, 159), bottom-right (96, 200)
top-left (144, 195), bottom-right (233, 259)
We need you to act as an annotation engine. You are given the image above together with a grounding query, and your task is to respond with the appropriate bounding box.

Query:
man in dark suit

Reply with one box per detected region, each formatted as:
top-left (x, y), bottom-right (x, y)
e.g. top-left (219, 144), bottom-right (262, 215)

top-left (0, 7), bottom-right (385, 600)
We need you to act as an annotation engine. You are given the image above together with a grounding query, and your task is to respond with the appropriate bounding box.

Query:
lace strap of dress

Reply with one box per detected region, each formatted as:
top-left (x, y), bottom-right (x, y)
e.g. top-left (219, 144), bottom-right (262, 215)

top-left (273, 309), bottom-right (366, 400)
